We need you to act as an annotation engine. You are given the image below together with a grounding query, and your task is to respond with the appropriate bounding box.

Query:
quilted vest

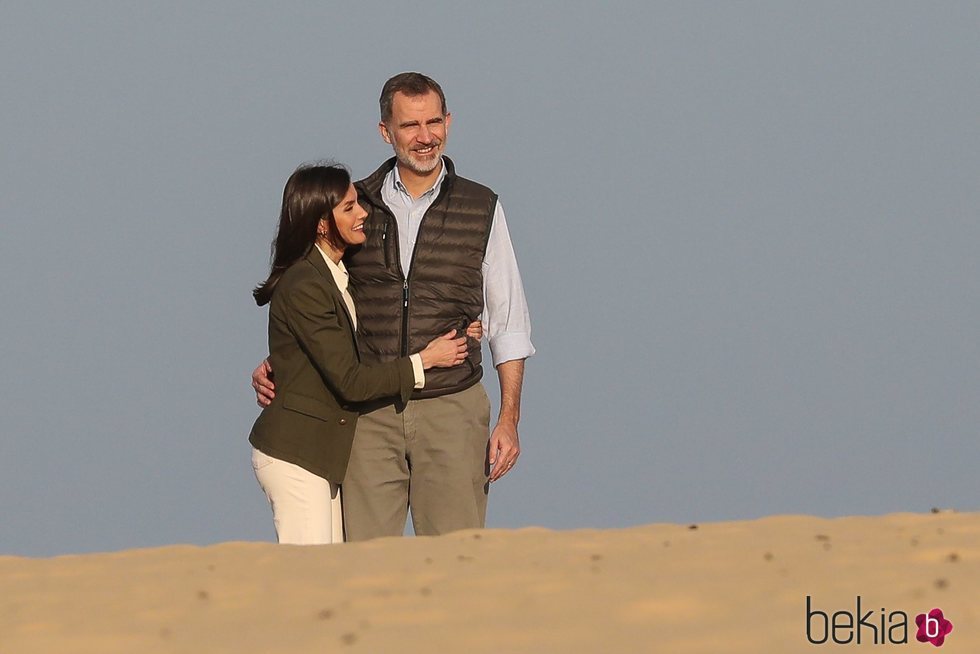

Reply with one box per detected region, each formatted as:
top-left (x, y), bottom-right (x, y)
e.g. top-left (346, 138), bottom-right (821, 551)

top-left (346, 157), bottom-right (497, 399)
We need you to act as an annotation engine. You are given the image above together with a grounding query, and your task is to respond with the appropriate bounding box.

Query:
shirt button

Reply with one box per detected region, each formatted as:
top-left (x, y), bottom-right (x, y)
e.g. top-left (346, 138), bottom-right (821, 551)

top-left (338, 418), bottom-right (348, 426)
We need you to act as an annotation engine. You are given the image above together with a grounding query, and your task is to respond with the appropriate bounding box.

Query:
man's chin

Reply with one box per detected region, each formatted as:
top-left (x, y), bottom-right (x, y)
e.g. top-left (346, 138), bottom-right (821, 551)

top-left (398, 153), bottom-right (442, 176)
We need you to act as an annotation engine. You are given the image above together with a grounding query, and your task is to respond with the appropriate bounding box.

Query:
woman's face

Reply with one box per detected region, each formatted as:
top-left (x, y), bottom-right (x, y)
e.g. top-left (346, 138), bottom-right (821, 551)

top-left (326, 183), bottom-right (368, 247)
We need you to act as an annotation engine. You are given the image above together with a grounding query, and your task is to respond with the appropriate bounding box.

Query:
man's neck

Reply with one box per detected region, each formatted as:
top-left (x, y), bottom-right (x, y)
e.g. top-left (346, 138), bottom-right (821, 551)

top-left (396, 159), bottom-right (443, 200)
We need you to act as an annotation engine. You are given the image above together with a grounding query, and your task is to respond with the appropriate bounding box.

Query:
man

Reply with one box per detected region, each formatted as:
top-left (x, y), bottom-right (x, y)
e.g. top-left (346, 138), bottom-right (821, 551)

top-left (253, 72), bottom-right (534, 540)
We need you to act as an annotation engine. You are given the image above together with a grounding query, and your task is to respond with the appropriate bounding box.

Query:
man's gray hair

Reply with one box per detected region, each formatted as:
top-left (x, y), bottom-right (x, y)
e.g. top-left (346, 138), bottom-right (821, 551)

top-left (379, 72), bottom-right (448, 124)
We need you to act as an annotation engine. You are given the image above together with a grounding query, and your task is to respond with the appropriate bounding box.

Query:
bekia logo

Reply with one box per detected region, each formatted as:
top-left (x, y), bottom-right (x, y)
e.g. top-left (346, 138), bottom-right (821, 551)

top-left (915, 609), bottom-right (953, 647)
top-left (806, 596), bottom-right (953, 647)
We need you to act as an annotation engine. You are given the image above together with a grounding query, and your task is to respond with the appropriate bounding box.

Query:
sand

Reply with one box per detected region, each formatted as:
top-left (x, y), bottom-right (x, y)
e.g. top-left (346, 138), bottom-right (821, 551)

top-left (1, 511), bottom-right (976, 653)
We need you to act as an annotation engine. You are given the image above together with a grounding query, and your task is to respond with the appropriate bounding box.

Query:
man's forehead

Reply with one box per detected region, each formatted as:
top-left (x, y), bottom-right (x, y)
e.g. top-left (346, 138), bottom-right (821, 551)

top-left (391, 90), bottom-right (444, 117)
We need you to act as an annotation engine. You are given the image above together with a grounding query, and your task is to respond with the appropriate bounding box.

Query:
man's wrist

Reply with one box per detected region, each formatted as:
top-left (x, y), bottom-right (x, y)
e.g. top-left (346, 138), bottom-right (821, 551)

top-left (496, 412), bottom-right (520, 427)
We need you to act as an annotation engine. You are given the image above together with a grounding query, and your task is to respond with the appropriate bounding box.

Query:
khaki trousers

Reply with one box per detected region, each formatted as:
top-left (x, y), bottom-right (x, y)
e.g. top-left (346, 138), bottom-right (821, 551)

top-left (251, 447), bottom-right (344, 544)
top-left (343, 383), bottom-right (491, 541)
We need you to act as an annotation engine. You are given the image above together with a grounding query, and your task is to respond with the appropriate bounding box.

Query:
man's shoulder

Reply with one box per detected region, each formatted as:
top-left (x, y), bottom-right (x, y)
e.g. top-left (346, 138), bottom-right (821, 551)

top-left (451, 172), bottom-right (497, 199)
top-left (442, 157), bottom-right (497, 199)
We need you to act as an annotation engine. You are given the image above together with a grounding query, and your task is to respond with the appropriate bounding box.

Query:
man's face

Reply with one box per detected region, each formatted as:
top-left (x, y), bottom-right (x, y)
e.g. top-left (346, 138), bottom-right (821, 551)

top-left (380, 90), bottom-right (451, 176)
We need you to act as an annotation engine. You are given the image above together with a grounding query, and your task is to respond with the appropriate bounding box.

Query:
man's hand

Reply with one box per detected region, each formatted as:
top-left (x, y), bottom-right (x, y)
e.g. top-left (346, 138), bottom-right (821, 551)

top-left (488, 419), bottom-right (520, 482)
top-left (488, 358), bottom-right (525, 482)
top-left (252, 359), bottom-right (275, 407)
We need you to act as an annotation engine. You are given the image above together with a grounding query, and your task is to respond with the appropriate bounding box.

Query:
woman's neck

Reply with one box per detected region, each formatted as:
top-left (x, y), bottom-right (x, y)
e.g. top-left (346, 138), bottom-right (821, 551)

top-left (316, 239), bottom-right (344, 264)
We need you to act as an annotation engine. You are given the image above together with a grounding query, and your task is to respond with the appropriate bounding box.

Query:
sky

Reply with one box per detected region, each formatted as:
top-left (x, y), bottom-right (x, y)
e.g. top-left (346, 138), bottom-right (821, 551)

top-left (1, 1), bottom-right (978, 556)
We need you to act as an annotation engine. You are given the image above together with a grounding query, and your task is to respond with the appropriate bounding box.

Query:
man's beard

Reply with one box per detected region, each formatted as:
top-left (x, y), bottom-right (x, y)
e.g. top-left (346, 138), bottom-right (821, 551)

top-left (395, 143), bottom-right (443, 175)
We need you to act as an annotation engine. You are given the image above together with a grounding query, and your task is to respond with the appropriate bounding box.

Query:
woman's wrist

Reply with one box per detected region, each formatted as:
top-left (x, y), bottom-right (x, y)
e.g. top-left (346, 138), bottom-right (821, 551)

top-left (409, 353), bottom-right (425, 388)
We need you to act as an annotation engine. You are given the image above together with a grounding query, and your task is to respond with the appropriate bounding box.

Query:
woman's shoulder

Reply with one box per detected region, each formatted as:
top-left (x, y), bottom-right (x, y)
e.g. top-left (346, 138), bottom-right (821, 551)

top-left (274, 257), bottom-right (330, 304)
top-left (279, 256), bottom-right (318, 285)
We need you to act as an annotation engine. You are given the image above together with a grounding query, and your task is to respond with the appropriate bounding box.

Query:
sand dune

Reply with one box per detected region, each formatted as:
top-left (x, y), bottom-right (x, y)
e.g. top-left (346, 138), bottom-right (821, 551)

top-left (1, 511), bottom-right (975, 652)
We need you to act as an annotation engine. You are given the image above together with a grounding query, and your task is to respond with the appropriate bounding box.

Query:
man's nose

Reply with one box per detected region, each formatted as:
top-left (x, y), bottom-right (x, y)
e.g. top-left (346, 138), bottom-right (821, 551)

top-left (417, 124), bottom-right (432, 143)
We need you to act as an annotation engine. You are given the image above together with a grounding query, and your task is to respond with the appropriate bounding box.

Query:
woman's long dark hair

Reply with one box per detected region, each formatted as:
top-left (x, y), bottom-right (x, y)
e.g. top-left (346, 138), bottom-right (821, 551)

top-left (253, 164), bottom-right (351, 306)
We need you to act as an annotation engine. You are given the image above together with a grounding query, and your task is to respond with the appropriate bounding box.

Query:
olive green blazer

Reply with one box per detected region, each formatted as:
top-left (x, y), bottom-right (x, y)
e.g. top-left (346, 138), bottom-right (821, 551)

top-left (249, 247), bottom-right (415, 483)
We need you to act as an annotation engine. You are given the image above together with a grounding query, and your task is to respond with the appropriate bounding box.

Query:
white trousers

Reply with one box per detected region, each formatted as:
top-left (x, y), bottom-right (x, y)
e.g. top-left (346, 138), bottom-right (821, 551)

top-left (251, 447), bottom-right (344, 544)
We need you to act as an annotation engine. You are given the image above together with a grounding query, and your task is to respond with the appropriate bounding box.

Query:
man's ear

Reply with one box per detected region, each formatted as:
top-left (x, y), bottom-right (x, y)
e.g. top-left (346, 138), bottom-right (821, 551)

top-left (379, 121), bottom-right (392, 144)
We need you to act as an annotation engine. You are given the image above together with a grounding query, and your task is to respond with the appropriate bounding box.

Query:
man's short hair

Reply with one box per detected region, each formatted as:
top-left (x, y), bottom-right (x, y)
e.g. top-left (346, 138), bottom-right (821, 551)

top-left (379, 72), bottom-right (448, 124)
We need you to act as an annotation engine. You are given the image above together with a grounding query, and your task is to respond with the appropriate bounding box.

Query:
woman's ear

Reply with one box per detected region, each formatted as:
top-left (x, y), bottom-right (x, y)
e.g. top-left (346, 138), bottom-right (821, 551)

top-left (316, 218), bottom-right (331, 240)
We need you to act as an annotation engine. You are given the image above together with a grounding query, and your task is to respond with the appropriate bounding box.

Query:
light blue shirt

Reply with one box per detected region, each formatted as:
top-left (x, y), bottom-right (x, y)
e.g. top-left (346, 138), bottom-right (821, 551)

top-left (381, 160), bottom-right (535, 367)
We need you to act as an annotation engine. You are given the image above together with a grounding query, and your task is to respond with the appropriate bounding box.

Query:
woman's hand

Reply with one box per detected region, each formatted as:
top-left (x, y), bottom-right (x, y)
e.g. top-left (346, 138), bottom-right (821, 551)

top-left (419, 330), bottom-right (468, 369)
top-left (466, 320), bottom-right (483, 341)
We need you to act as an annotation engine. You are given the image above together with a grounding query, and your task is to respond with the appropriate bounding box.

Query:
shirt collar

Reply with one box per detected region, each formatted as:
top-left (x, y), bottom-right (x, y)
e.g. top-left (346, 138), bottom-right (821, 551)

top-left (314, 244), bottom-right (349, 293)
top-left (390, 156), bottom-right (448, 199)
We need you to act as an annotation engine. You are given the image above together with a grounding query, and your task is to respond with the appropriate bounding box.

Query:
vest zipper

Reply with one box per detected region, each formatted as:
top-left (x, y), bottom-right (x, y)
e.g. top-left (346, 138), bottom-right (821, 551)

top-left (401, 279), bottom-right (410, 356)
top-left (368, 169), bottom-right (453, 359)
top-left (377, 208), bottom-right (410, 357)
top-left (400, 181), bottom-right (450, 356)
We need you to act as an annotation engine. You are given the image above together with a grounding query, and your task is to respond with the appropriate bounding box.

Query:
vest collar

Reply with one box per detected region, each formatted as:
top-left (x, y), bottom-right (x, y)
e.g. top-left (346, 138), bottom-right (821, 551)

top-left (359, 156), bottom-right (458, 208)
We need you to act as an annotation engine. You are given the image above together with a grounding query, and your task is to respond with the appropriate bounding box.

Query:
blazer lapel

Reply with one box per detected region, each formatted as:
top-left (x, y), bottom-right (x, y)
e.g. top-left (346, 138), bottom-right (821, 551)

top-left (304, 248), bottom-right (359, 353)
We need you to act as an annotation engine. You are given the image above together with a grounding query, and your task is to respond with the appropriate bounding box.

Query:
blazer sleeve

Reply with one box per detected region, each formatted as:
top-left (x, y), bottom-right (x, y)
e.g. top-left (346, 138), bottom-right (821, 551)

top-left (281, 275), bottom-right (415, 405)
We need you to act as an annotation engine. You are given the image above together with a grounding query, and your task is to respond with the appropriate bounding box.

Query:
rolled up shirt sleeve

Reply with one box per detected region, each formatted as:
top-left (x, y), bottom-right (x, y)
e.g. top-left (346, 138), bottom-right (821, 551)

top-left (483, 201), bottom-right (536, 367)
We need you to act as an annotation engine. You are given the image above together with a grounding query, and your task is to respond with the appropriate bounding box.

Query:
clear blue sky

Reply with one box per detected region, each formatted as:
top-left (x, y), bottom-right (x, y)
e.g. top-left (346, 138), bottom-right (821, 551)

top-left (2, 1), bottom-right (978, 556)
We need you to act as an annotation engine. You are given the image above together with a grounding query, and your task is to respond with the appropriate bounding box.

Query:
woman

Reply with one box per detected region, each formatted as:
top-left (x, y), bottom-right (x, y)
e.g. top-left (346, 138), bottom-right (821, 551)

top-left (249, 163), bottom-right (470, 545)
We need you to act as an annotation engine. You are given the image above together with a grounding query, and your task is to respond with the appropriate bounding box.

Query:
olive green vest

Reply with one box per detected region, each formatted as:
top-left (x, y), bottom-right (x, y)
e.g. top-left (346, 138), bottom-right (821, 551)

top-left (346, 157), bottom-right (497, 399)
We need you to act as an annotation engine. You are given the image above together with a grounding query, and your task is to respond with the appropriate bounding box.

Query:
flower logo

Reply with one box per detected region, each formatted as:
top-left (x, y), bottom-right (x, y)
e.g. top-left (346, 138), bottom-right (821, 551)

top-left (915, 608), bottom-right (953, 647)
